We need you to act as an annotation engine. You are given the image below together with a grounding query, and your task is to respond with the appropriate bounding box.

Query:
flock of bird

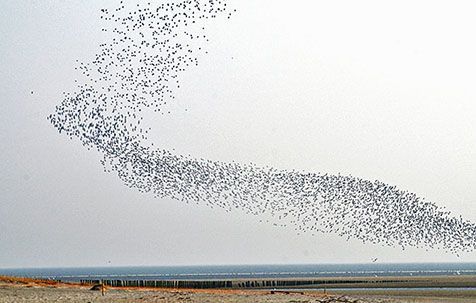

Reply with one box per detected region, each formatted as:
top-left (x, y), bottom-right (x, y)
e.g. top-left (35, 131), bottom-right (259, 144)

top-left (48, 0), bottom-right (476, 254)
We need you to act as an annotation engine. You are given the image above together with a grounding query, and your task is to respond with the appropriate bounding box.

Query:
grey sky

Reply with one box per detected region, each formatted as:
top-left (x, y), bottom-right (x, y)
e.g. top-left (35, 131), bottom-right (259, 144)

top-left (1, 0), bottom-right (475, 268)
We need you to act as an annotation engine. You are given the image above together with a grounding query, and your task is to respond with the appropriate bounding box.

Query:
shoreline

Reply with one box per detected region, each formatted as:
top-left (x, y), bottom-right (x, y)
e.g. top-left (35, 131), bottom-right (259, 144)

top-left (4, 274), bottom-right (476, 290)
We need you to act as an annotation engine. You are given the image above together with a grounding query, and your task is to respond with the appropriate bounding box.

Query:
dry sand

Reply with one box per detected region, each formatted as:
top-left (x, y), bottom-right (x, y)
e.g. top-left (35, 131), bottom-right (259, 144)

top-left (1, 276), bottom-right (476, 303)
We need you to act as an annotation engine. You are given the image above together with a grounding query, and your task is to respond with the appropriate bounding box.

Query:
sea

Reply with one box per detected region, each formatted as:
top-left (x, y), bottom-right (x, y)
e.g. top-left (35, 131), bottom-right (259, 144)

top-left (1, 263), bottom-right (475, 282)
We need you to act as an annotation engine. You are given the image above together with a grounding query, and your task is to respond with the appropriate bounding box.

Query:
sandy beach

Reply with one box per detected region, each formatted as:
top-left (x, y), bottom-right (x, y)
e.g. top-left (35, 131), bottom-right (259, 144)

top-left (2, 276), bottom-right (476, 303)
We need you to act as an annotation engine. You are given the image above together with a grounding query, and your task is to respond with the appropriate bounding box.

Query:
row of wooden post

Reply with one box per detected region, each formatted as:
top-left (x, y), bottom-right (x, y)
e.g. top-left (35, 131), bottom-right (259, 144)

top-left (79, 278), bottom-right (378, 289)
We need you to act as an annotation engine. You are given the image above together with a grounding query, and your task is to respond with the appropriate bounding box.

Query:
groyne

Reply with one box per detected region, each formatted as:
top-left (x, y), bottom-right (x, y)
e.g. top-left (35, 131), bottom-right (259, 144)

top-left (78, 276), bottom-right (476, 289)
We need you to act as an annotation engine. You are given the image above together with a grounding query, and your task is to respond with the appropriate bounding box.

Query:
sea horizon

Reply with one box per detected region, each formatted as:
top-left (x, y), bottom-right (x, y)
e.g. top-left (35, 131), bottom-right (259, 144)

top-left (2, 262), bottom-right (476, 282)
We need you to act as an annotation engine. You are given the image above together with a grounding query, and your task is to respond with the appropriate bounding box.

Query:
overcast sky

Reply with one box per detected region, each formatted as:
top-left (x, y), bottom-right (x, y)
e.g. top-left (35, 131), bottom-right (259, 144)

top-left (1, 0), bottom-right (475, 268)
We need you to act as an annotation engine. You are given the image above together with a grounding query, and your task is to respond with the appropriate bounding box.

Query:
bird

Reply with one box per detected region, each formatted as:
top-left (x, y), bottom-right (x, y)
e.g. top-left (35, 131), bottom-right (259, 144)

top-left (46, 0), bottom-right (476, 255)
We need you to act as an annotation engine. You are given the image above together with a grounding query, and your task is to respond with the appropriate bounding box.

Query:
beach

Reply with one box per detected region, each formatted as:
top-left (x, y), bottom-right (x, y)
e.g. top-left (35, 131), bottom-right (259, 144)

top-left (2, 276), bottom-right (476, 303)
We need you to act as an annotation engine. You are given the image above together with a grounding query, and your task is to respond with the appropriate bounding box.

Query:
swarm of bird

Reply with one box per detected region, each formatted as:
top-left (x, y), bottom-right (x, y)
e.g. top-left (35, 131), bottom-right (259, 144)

top-left (48, 0), bottom-right (476, 254)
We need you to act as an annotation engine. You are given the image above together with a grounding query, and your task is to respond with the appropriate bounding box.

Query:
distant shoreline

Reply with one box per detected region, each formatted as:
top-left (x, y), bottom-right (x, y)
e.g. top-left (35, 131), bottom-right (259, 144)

top-left (4, 273), bottom-right (476, 290)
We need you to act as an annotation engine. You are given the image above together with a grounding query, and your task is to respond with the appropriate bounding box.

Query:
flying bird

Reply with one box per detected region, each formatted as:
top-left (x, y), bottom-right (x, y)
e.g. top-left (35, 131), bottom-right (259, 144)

top-left (47, 0), bottom-right (476, 255)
